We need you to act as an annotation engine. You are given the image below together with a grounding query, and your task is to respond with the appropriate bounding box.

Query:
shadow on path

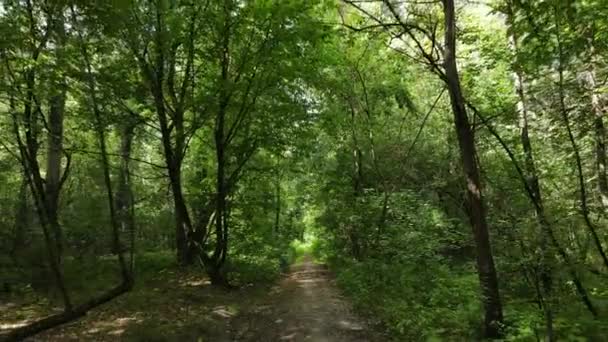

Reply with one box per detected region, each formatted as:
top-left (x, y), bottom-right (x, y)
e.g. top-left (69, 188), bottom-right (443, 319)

top-left (228, 255), bottom-right (384, 342)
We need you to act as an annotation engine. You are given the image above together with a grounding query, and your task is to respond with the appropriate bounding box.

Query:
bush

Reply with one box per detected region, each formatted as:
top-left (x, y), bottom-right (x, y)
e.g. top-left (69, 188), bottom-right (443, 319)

top-left (333, 258), bottom-right (482, 340)
top-left (315, 190), bottom-right (484, 340)
top-left (226, 254), bottom-right (282, 285)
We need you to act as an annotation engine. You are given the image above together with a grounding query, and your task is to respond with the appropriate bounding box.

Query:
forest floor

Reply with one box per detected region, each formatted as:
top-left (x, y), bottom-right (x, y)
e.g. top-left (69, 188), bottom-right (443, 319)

top-left (1, 254), bottom-right (386, 341)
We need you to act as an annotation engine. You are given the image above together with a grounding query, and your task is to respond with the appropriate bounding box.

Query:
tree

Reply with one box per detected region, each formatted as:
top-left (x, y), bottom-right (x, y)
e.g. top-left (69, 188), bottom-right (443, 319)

top-left (340, 0), bottom-right (505, 335)
top-left (441, 0), bottom-right (503, 335)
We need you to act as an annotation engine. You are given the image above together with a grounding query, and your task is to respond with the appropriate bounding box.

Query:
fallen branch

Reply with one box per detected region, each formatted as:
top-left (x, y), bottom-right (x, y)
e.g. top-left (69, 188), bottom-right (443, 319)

top-left (2, 281), bottom-right (132, 342)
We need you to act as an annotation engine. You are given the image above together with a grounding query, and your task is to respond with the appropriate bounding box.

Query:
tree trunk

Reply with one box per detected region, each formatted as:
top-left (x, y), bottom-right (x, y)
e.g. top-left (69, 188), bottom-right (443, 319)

top-left (46, 14), bottom-right (67, 263)
top-left (211, 80), bottom-right (229, 285)
top-left (167, 155), bottom-right (191, 266)
top-left (593, 104), bottom-right (608, 208)
top-left (115, 120), bottom-right (138, 273)
top-left (74, 13), bottom-right (131, 281)
top-left (348, 101), bottom-right (364, 261)
top-left (274, 171), bottom-right (281, 234)
top-left (13, 5), bottom-right (73, 311)
top-left (46, 90), bottom-right (65, 260)
top-left (213, 129), bottom-right (228, 279)
top-left (145, 0), bottom-right (191, 265)
top-left (2, 12), bottom-right (143, 340)
top-left (13, 73), bottom-right (72, 313)
top-left (470, 106), bottom-right (598, 318)
top-left (585, 46), bottom-right (608, 212)
top-left (207, 0), bottom-right (232, 285)
top-left (442, 0), bottom-right (503, 337)
top-left (514, 64), bottom-right (555, 342)
top-left (553, 11), bottom-right (608, 270)
top-left (506, 9), bottom-right (554, 337)
top-left (11, 177), bottom-right (30, 263)
top-left (514, 62), bottom-right (555, 342)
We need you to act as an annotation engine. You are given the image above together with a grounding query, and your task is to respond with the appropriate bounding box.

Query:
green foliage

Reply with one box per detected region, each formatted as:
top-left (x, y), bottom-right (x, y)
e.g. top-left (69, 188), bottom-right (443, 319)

top-left (336, 260), bottom-right (482, 340)
top-left (2, 0), bottom-right (608, 340)
top-left (314, 189), bottom-right (482, 340)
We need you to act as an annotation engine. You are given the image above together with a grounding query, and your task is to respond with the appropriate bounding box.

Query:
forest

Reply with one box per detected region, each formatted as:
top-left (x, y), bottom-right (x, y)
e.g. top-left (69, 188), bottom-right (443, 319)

top-left (1, 0), bottom-right (608, 341)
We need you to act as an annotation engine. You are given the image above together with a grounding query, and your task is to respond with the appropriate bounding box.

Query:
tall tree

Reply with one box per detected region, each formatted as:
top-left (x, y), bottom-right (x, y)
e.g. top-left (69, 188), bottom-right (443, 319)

top-left (441, 0), bottom-right (503, 336)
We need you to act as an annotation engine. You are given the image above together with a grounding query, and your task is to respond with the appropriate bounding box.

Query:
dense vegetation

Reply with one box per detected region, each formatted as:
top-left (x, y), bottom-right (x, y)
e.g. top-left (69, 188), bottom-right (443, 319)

top-left (1, 0), bottom-right (608, 340)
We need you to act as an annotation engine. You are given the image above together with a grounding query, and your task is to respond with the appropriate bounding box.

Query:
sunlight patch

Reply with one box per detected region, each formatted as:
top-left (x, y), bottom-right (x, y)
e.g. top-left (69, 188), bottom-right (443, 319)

top-left (212, 306), bottom-right (237, 319)
top-left (0, 321), bottom-right (30, 330)
top-left (179, 276), bottom-right (211, 287)
top-left (86, 315), bottom-right (142, 335)
top-left (338, 320), bottom-right (363, 331)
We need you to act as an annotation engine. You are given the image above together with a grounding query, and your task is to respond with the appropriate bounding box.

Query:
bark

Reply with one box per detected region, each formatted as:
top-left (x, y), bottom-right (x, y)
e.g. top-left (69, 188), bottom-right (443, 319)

top-left (442, 0), bottom-right (503, 337)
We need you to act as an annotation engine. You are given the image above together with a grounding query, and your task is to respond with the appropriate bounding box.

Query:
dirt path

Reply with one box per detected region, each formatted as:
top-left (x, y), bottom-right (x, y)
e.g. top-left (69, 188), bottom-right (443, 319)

top-left (228, 256), bottom-right (384, 342)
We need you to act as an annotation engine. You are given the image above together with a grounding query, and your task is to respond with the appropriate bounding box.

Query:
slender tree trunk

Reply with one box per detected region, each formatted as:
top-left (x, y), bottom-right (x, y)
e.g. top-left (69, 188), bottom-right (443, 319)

top-left (442, 0), bottom-right (503, 337)
top-left (593, 99), bottom-right (608, 209)
top-left (4, 14), bottom-right (143, 339)
top-left (205, 0), bottom-right (233, 286)
top-left (12, 81), bottom-right (72, 313)
top-left (46, 14), bottom-right (67, 264)
top-left (585, 46), bottom-right (608, 213)
top-left (46, 90), bottom-right (65, 260)
top-left (210, 97), bottom-right (229, 284)
top-left (167, 154), bottom-right (191, 266)
top-left (470, 106), bottom-right (599, 317)
top-left (145, 1), bottom-right (191, 265)
top-left (4, 6), bottom-right (75, 337)
top-left (349, 102), bottom-right (364, 261)
top-left (116, 120), bottom-right (138, 273)
top-left (212, 117), bottom-right (228, 285)
top-left (506, 9), bottom-right (554, 337)
top-left (554, 11), bottom-right (608, 270)
top-left (514, 62), bottom-right (555, 342)
top-left (13, 6), bottom-right (73, 310)
top-left (274, 171), bottom-right (281, 234)
top-left (514, 64), bottom-right (555, 342)
top-left (73, 13), bottom-right (131, 282)
top-left (11, 177), bottom-right (29, 263)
